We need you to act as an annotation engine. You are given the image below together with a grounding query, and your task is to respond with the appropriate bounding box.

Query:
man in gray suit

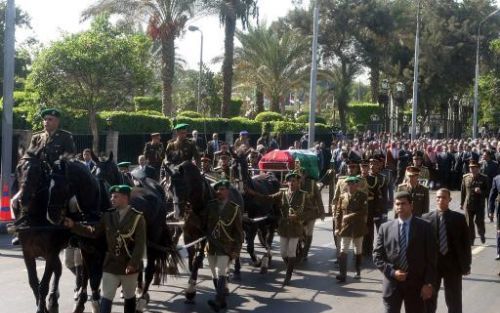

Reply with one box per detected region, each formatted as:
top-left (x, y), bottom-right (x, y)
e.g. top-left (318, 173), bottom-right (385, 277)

top-left (373, 191), bottom-right (437, 313)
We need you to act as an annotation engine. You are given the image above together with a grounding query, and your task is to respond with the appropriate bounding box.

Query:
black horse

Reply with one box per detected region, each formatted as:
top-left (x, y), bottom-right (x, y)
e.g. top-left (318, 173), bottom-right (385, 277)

top-left (63, 154), bottom-right (181, 312)
top-left (46, 158), bottom-right (110, 313)
top-left (12, 153), bottom-right (69, 313)
top-left (231, 151), bottom-right (280, 273)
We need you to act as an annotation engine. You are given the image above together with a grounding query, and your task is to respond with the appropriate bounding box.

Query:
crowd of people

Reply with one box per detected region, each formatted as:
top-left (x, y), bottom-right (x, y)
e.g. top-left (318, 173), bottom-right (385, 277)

top-left (10, 108), bottom-right (500, 313)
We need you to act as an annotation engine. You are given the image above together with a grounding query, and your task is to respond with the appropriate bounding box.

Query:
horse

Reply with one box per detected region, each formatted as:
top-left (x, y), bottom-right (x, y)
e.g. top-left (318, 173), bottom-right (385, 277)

top-left (51, 156), bottom-right (181, 312)
top-left (231, 151), bottom-right (281, 274)
top-left (12, 153), bottom-right (69, 313)
top-left (164, 160), bottom-right (244, 302)
top-left (46, 158), bottom-right (109, 313)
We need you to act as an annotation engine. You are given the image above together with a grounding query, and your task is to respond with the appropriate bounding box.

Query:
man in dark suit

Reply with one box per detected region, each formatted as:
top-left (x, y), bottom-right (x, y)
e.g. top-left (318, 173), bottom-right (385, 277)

top-left (487, 174), bottom-right (500, 260)
top-left (207, 133), bottom-right (222, 159)
top-left (373, 191), bottom-right (437, 313)
top-left (422, 188), bottom-right (471, 313)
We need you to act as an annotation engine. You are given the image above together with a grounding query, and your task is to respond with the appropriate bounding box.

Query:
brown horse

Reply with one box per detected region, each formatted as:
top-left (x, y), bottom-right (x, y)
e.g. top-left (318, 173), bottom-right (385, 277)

top-left (12, 153), bottom-right (68, 313)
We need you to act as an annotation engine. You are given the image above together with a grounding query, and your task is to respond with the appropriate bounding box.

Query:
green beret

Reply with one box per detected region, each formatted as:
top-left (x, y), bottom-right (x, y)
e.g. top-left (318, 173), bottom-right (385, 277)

top-left (345, 176), bottom-right (360, 183)
top-left (40, 108), bottom-right (61, 118)
top-left (117, 161), bottom-right (131, 168)
top-left (213, 179), bottom-right (231, 190)
top-left (109, 184), bottom-right (132, 195)
top-left (173, 123), bottom-right (189, 130)
top-left (285, 171), bottom-right (301, 181)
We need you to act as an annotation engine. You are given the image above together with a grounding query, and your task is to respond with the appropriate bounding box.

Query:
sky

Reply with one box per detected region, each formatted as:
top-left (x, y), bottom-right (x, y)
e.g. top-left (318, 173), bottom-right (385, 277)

top-left (14, 0), bottom-right (310, 71)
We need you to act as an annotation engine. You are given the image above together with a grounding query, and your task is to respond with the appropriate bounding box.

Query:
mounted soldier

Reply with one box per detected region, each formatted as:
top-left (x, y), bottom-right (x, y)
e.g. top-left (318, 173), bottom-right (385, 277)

top-left (143, 132), bottom-right (164, 180)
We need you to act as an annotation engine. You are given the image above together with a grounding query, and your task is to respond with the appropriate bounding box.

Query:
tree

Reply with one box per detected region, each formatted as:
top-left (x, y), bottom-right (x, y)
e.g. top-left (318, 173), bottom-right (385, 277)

top-left (234, 24), bottom-right (310, 113)
top-left (82, 0), bottom-right (196, 116)
top-left (28, 15), bottom-right (153, 152)
top-left (199, 0), bottom-right (258, 117)
top-left (0, 1), bottom-right (32, 98)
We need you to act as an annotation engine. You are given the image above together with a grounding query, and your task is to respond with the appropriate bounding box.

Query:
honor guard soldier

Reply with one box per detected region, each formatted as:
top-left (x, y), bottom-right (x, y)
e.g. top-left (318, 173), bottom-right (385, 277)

top-left (461, 160), bottom-right (490, 245)
top-left (412, 152), bottom-right (430, 186)
top-left (64, 185), bottom-right (146, 313)
top-left (335, 176), bottom-right (368, 282)
top-left (362, 158), bottom-right (387, 256)
top-left (396, 166), bottom-right (429, 217)
top-left (213, 154), bottom-right (232, 181)
top-left (28, 108), bottom-right (76, 166)
top-left (161, 123), bottom-right (201, 180)
top-left (200, 155), bottom-right (214, 175)
top-left (117, 162), bottom-right (134, 186)
top-left (245, 171), bottom-right (314, 286)
top-left (12, 108), bottom-right (76, 244)
top-left (300, 169), bottom-right (326, 261)
top-left (143, 132), bottom-right (164, 180)
top-left (206, 179), bottom-right (243, 312)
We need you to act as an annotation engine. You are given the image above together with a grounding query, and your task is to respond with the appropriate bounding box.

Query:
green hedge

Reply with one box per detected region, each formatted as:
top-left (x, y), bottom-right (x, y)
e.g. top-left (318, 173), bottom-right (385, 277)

top-left (295, 114), bottom-right (327, 124)
top-left (178, 110), bottom-right (202, 118)
top-left (229, 117), bottom-right (262, 134)
top-left (99, 111), bottom-right (172, 134)
top-left (133, 96), bottom-right (162, 112)
top-left (255, 111), bottom-right (285, 122)
top-left (347, 102), bottom-right (380, 129)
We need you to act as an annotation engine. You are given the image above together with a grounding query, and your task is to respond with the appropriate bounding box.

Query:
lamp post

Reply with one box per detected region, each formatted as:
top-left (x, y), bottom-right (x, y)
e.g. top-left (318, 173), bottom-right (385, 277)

top-left (378, 79), bottom-right (390, 131)
top-left (411, 0), bottom-right (422, 141)
top-left (308, 1), bottom-right (320, 148)
top-left (473, 8), bottom-right (500, 139)
top-left (188, 25), bottom-right (204, 113)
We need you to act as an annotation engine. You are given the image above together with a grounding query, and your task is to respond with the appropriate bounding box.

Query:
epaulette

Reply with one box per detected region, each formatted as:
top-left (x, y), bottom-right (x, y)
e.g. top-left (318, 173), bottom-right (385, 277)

top-left (130, 207), bottom-right (143, 214)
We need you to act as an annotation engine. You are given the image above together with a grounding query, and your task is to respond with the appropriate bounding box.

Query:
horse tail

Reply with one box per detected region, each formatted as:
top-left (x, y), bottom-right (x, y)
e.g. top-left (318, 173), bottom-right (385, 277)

top-left (154, 224), bottom-right (183, 283)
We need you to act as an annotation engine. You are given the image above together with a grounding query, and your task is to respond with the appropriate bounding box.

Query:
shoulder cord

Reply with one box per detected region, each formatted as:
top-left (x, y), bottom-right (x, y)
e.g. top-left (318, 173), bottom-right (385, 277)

top-left (213, 205), bottom-right (239, 242)
top-left (116, 214), bottom-right (142, 258)
top-left (366, 176), bottom-right (378, 189)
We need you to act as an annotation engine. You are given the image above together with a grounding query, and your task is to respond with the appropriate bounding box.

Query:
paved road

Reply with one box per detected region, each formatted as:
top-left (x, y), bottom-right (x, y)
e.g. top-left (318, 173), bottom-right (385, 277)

top-left (1, 190), bottom-right (499, 313)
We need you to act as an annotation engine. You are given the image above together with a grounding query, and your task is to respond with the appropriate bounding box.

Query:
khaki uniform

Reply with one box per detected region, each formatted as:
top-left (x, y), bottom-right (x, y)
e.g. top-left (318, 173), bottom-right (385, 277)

top-left (143, 141), bottom-right (164, 179)
top-left (461, 173), bottom-right (490, 243)
top-left (71, 206), bottom-right (146, 275)
top-left (206, 200), bottom-right (243, 257)
top-left (28, 129), bottom-right (76, 165)
top-left (164, 138), bottom-right (200, 166)
top-left (417, 165), bottom-right (430, 183)
top-left (335, 191), bottom-right (368, 239)
top-left (301, 177), bottom-right (325, 221)
top-left (396, 183), bottom-right (429, 217)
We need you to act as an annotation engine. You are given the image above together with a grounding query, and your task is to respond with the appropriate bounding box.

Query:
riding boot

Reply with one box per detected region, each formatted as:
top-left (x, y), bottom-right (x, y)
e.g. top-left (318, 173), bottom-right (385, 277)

top-left (354, 254), bottom-right (362, 279)
top-left (124, 297), bottom-right (136, 313)
top-left (208, 276), bottom-right (227, 312)
top-left (303, 236), bottom-right (313, 261)
top-left (282, 257), bottom-right (296, 286)
top-left (336, 253), bottom-right (347, 283)
top-left (212, 278), bottom-right (218, 289)
top-left (99, 297), bottom-right (113, 313)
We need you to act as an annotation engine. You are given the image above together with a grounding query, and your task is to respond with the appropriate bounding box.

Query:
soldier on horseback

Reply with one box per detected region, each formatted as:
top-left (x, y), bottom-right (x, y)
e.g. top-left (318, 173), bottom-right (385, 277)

top-left (64, 185), bottom-right (146, 313)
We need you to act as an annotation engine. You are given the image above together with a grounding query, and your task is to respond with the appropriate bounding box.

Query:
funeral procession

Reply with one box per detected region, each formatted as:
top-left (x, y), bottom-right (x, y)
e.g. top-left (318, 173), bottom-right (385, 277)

top-left (1, 0), bottom-right (500, 313)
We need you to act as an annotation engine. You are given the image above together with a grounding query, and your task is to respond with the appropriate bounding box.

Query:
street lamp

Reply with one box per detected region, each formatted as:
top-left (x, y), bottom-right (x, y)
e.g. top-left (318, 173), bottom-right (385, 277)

top-left (473, 8), bottom-right (500, 139)
top-left (411, 0), bottom-right (422, 141)
top-left (188, 25), bottom-right (204, 113)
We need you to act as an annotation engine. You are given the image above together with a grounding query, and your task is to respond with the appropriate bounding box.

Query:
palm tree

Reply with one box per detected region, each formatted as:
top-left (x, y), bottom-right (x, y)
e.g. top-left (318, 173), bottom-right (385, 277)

top-left (82, 0), bottom-right (195, 116)
top-left (198, 0), bottom-right (258, 117)
top-left (234, 24), bottom-right (310, 113)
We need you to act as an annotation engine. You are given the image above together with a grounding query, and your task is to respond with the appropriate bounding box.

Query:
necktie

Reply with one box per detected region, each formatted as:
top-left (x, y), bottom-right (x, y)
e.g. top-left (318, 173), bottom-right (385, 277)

top-left (399, 222), bottom-right (408, 271)
top-left (439, 213), bottom-right (448, 255)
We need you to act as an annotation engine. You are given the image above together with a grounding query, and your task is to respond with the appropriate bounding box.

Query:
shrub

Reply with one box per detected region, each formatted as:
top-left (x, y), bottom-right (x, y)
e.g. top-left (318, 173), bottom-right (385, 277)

top-left (133, 96), bottom-right (162, 112)
top-left (295, 114), bottom-right (327, 124)
top-left (229, 117), bottom-right (261, 133)
top-left (178, 110), bottom-right (203, 118)
top-left (99, 111), bottom-right (172, 134)
top-left (271, 121), bottom-right (307, 134)
top-left (255, 111), bottom-right (285, 122)
top-left (347, 102), bottom-right (379, 129)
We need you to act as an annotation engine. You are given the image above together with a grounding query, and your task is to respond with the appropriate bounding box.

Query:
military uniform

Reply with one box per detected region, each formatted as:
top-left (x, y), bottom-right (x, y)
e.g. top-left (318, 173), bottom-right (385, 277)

top-left (143, 141), bottom-right (164, 180)
top-left (416, 165), bottom-right (430, 185)
top-left (461, 172), bottom-right (490, 244)
top-left (301, 177), bottom-right (325, 259)
top-left (396, 183), bottom-right (429, 217)
top-left (28, 129), bottom-right (76, 165)
top-left (160, 138), bottom-right (200, 180)
top-left (362, 173), bottom-right (386, 256)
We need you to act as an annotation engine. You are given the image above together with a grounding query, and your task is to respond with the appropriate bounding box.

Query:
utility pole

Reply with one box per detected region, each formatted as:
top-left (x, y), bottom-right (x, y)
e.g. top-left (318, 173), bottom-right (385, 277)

top-left (411, 0), bottom-right (421, 141)
top-left (308, 1), bottom-right (319, 149)
top-left (1, 0), bottom-right (15, 221)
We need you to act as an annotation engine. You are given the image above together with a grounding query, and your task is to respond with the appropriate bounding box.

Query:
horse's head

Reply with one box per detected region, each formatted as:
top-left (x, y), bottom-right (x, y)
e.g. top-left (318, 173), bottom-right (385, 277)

top-left (231, 149), bottom-right (251, 191)
top-left (94, 152), bottom-right (121, 186)
top-left (47, 160), bottom-right (72, 225)
top-left (14, 154), bottom-right (48, 214)
top-left (164, 161), bottom-right (201, 218)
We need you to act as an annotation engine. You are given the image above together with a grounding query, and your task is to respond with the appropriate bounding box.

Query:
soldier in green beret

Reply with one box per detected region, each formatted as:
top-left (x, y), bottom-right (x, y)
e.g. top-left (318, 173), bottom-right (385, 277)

top-left (335, 176), bottom-right (368, 282)
top-left (28, 108), bottom-right (76, 166)
top-left (161, 123), bottom-right (200, 180)
top-left (246, 171), bottom-right (314, 286)
top-left (64, 185), bottom-right (145, 313)
top-left (205, 179), bottom-right (243, 312)
top-left (143, 133), bottom-right (164, 180)
top-left (461, 160), bottom-right (490, 245)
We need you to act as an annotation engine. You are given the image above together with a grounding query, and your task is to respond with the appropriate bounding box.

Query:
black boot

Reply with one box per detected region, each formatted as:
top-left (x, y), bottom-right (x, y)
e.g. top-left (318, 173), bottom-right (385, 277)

top-left (212, 278), bottom-right (218, 289)
top-left (354, 254), bottom-right (362, 279)
top-left (282, 257), bottom-right (296, 286)
top-left (208, 276), bottom-right (227, 312)
top-left (99, 297), bottom-right (113, 313)
top-left (303, 236), bottom-right (313, 261)
top-left (124, 297), bottom-right (136, 313)
top-left (336, 253), bottom-right (347, 283)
